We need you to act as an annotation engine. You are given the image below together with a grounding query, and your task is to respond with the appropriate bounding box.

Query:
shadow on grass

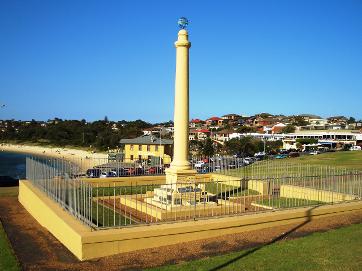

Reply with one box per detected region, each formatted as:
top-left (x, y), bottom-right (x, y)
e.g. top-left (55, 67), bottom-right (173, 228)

top-left (207, 205), bottom-right (319, 271)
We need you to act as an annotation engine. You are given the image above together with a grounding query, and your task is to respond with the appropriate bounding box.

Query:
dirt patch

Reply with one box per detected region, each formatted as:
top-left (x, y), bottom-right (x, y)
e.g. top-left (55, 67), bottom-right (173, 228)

top-left (1, 197), bottom-right (362, 271)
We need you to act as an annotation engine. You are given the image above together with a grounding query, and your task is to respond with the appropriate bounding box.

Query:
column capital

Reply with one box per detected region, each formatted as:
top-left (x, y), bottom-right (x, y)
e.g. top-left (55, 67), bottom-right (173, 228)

top-left (175, 29), bottom-right (191, 48)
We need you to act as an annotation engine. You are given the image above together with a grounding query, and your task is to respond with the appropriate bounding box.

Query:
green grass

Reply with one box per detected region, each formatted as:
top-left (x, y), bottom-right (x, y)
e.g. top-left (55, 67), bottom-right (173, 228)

top-left (92, 184), bottom-right (161, 197)
top-left (0, 223), bottom-right (20, 271)
top-left (294, 151), bottom-right (362, 170)
top-left (255, 197), bottom-right (321, 209)
top-left (0, 187), bottom-right (18, 197)
top-left (0, 187), bottom-right (20, 271)
top-left (92, 200), bottom-right (134, 227)
top-left (149, 223), bottom-right (362, 271)
top-left (224, 151), bottom-right (362, 179)
top-left (204, 183), bottom-right (259, 196)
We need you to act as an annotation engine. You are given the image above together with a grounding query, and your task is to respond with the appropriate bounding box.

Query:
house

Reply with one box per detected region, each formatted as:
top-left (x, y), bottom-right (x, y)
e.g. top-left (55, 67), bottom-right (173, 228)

top-left (189, 129), bottom-right (210, 141)
top-left (304, 118), bottom-right (329, 130)
top-left (298, 114), bottom-right (322, 122)
top-left (111, 123), bottom-right (119, 131)
top-left (205, 117), bottom-right (224, 127)
top-left (213, 129), bottom-right (235, 142)
top-left (221, 114), bottom-right (240, 121)
top-left (271, 123), bottom-right (287, 134)
top-left (189, 119), bottom-right (204, 128)
top-left (253, 117), bottom-right (278, 127)
top-left (327, 116), bottom-right (348, 125)
top-left (119, 135), bottom-right (173, 164)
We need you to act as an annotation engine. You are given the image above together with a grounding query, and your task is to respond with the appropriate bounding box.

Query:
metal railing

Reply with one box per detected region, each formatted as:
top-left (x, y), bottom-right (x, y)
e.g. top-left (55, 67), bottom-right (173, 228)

top-left (26, 156), bottom-right (362, 229)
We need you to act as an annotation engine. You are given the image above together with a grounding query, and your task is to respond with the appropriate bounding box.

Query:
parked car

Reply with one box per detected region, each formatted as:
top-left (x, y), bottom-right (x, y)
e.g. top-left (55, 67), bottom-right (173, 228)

top-left (147, 166), bottom-right (164, 175)
top-left (111, 167), bottom-right (128, 177)
top-left (350, 146), bottom-right (362, 151)
top-left (288, 152), bottom-right (300, 158)
top-left (309, 151), bottom-right (320, 155)
top-left (275, 154), bottom-right (288, 159)
top-left (244, 157), bottom-right (255, 165)
top-left (197, 164), bottom-right (211, 173)
top-left (194, 160), bottom-right (205, 168)
top-left (99, 172), bottom-right (108, 178)
top-left (254, 151), bottom-right (266, 157)
top-left (86, 168), bottom-right (102, 178)
top-left (128, 167), bottom-right (144, 175)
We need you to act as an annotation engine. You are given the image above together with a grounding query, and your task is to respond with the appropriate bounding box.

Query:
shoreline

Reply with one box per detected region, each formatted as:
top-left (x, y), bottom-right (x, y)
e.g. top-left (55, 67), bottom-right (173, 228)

top-left (0, 143), bottom-right (108, 170)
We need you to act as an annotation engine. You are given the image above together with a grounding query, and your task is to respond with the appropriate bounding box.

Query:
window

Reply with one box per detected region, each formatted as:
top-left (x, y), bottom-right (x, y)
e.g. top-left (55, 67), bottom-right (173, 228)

top-left (147, 145), bottom-right (150, 151)
top-left (130, 155), bottom-right (134, 160)
top-left (138, 145), bottom-right (142, 151)
top-left (138, 155), bottom-right (142, 161)
top-left (155, 145), bottom-right (159, 151)
top-left (130, 145), bottom-right (134, 151)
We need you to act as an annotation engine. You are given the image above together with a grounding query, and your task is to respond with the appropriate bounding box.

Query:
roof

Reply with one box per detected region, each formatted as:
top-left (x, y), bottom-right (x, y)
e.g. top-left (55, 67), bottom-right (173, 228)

top-left (222, 114), bottom-right (240, 117)
top-left (206, 117), bottom-right (222, 121)
top-left (298, 114), bottom-right (322, 119)
top-left (215, 129), bottom-right (235, 134)
top-left (119, 135), bottom-right (173, 145)
top-left (273, 123), bottom-right (286, 127)
top-left (194, 129), bottom-right (210, 133)
top-left (190, 118), bottom-right (204, 123)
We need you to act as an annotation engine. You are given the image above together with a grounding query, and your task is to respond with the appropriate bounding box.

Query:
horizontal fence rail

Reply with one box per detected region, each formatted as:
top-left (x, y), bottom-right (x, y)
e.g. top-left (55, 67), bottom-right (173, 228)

top-left (26, 156), bottom-right (362, 229)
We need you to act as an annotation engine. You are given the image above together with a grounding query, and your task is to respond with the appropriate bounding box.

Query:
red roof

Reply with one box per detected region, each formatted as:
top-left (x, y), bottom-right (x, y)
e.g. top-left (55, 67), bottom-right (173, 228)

top-left (207, 117), bottom-right (222, 121)
top-left (190, 118), bottom-right (203, 123)
top-left (195, 129), bottom-right (210, 133)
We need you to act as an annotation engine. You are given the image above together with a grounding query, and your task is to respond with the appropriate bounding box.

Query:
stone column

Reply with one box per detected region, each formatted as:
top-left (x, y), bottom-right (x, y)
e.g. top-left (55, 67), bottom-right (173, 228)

top-left (166, 29), bottom-right (196, 184)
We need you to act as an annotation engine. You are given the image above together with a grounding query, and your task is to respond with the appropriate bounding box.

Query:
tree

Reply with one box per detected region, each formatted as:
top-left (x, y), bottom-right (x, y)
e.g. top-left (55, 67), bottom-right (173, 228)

top-left (236, 126), bottom-right (257, 133)
top-left (201, 138), bottom-right (214, 157)
top-left (281, 125), bottom-right (296, 134)
top-left (292, 116), bottom-right (309, 126)
top-left (296, 138), bottom-right (318, 145)
top-left (224, 136), bottom-right (258, 156)
top-left (259, 113), bottom-right (272, 118)
top-left (348, 117), bottom-right (356, 124)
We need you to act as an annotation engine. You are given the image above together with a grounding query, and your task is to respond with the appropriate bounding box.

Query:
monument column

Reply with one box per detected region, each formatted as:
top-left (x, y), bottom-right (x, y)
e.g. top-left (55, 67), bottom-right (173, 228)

top-left (166, 18), bottom-right (196, 184)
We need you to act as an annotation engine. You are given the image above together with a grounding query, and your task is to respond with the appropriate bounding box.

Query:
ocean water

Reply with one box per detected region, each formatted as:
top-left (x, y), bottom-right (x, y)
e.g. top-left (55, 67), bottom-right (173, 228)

top-left (0, 152), bottom-right (29, 179)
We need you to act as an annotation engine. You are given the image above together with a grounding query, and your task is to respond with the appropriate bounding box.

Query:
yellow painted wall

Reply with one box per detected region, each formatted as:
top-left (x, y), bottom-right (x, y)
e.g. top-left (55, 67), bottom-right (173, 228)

top-left (19, 179), bottom-right (362, 261)
top-left (79, 200), bottom-right (362, 259)
top-left (248, 180), bottom-right (269, 194)
top-left (18, 181), bottom-right (89, 260)
top-left (123, 144), bottom-right (171, 164)
top-left (280, 185), bottom-right (357, 203)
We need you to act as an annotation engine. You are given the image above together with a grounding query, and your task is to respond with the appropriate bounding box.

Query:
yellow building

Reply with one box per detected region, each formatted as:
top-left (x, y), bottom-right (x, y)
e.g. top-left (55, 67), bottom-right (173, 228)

top-left (120, 135), bottom-right (173, 164)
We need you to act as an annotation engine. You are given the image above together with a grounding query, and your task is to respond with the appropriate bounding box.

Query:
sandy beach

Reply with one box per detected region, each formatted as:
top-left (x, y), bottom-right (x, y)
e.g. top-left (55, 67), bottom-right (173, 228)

top-left (0, 143), bottom-right (108, 170)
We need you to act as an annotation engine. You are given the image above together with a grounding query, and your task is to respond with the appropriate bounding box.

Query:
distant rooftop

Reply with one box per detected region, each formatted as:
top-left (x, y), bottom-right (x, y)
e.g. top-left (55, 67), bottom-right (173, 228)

top-left (119, 135), bottom-right (173, 145)
top-left (207, 117), bottom-right (222, 121)
top-left (190, 118), bottom-right (204, 123)
top-left (298, 114), bottom-right (322, 119)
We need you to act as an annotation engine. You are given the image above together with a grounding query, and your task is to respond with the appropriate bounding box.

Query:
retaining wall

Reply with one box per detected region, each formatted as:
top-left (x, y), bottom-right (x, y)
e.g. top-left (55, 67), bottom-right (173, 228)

top-left (19, 180), bottom-right (362, 261)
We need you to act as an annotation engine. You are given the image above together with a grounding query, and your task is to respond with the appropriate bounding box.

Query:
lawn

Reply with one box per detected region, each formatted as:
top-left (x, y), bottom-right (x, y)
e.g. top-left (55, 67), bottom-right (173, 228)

top-left (149, 222), bottom-right (362, 271)
top-left (204, 182), bottom-right (259, 197)
top-left (92, 184), bottom-right (161, 197)
top-left (294, 151), bottom-right (362, 170)
top-left (92, 200), bottom-right (133, 227)
top-left (0, 223), bottom-right (20, 271)
top-left (0, 187), bottom-right (20, 271)
top-left (224, 151), bottom-right (362, 178)
top-left (0, 186), bottom-right (18, 197)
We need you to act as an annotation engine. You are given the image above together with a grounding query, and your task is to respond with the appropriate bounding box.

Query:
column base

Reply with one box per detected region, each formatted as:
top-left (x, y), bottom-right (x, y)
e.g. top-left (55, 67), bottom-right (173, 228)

top-left (165, 167), bottom-right (198, 185)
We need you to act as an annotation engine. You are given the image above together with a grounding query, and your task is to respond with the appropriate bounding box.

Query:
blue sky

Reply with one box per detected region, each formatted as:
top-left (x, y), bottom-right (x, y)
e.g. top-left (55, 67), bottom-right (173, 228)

top-left (0, 0), bottom-right (361, 122)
